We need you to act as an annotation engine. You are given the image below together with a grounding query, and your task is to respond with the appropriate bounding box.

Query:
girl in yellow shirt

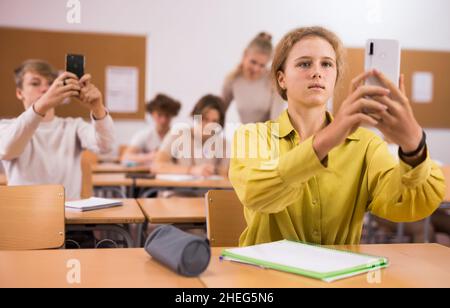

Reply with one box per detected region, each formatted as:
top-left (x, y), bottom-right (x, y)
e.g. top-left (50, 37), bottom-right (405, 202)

top-left (229, 27), bottom-right (446, 246)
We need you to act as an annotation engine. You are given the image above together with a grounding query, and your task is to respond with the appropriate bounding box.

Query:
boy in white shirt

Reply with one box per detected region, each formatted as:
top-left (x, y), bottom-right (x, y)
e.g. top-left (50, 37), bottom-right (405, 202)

top-left (0, 59), bottom-right (115, 200)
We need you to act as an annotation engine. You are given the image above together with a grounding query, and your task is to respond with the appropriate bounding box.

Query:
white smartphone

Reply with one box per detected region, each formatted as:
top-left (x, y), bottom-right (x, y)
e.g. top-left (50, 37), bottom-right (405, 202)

top-left (364, 39), bottom-right (401, 88)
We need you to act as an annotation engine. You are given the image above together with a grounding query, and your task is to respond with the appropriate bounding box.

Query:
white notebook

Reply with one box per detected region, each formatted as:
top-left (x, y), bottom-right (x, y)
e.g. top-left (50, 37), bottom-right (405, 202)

top-left (222, 240), bottom-right (389, 282)
top-left (65, 198), bottom-right (123, 212)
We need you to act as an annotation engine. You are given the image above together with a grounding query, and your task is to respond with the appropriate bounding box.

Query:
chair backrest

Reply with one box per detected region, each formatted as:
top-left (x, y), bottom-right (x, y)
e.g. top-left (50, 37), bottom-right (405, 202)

top-left (0, 173), bottom-right (7, 186)
top-left (0, 185), bottom-right (65, 250)
top-left (442, 166), bottom-right (450, 202)
top-left (81, 150), bottom-right (98, 199)
top-left (205, 190), bottom-right (247, 247)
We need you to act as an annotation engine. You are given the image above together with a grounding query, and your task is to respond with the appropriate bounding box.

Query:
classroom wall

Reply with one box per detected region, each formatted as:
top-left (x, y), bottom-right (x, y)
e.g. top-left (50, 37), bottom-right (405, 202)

top-left (1, 0), bottom-right (449, 163)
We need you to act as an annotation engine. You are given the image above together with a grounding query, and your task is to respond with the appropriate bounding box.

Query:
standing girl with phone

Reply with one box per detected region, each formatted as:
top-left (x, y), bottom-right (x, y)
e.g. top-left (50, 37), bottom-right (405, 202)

top-left (229, 27), bottom-right (445, 246)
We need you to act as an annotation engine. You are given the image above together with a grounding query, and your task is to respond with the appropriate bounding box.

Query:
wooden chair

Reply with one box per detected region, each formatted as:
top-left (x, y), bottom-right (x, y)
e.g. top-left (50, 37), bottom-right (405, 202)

top-left (0, 185), bottom-right (65, 250)
top-left (205, 190), bottom-right (247, 247)
top-left (80, 150), bottom-right (98, 199)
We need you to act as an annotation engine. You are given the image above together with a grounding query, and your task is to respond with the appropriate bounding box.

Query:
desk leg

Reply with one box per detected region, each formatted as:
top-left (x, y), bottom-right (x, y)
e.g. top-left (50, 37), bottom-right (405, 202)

top-left (136, 223), bottom-right (146, 248)
top-left (424, 216), bottom-right (431, 243)
top-left (396, 223), bottom-right (405, 243)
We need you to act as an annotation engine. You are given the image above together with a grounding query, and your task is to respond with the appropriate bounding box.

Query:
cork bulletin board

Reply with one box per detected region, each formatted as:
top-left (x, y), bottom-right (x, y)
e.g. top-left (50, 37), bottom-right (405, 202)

top-left (334, 48), bottom-right (450, 128)
top-left (0, 27), bottom-right (146, 120)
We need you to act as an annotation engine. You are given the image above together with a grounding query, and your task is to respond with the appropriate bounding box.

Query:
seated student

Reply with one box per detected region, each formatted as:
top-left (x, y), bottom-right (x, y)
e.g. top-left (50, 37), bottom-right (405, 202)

top-left (121, 94), bottom-right (181, 166)
top-left (152, 94), bottom-right (229, 178)
top-left (0, 59), bottom-right (114, 200)
top-left (229, 27), bottom-right (446, 247)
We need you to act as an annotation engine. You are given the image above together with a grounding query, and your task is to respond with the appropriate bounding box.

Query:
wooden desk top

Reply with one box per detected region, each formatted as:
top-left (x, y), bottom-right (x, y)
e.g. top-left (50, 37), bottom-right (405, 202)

top-left (201, 244), bottom-right (450, 288)
top-left (137, 198), bottom-right (205, 224)
top-left (0, 174), bottom-right (6, 186)
top-left (135, 178), bottom-right (232, 189)
top-left (92, 173), bottom-right (133, 187)
top-left (65, 199), bottom-right (145, 225)
top-left (92, 163), bottom-right (149, 174)
top-left (1, 244), bottom-right (448, 288)
top-left (0, 248), bottom-right (203, 288)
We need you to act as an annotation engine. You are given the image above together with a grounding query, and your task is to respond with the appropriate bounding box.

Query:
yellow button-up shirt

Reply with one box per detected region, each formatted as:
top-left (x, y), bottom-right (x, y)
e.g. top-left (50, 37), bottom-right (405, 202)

top-left (229, 110), bottom-right (446, 246)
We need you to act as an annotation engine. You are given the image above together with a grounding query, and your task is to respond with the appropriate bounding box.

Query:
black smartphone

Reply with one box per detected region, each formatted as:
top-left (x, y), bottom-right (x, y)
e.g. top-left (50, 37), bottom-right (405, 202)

top-left (65, 54), bottom-right (85, 79)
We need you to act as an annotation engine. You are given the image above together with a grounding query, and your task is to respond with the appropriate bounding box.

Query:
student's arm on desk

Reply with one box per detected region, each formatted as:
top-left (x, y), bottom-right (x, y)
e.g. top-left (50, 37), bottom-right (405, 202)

top-left (152, 151), bottom-right (216, 177)
top-left (152, 151), bottom-right (189, 174)
top-left (0, 108), bottom-right (42, 160)
top-left (122, 146), bottom-right (155, 165)
top-left (367, 137), bottom-right (446, 222)
top-left (229, 124), bottom-right (327, 214)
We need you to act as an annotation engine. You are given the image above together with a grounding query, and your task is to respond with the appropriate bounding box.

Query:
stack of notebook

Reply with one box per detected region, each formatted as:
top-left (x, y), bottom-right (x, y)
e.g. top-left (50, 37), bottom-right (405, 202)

top-left (65, 198), bottom-right (123, 212)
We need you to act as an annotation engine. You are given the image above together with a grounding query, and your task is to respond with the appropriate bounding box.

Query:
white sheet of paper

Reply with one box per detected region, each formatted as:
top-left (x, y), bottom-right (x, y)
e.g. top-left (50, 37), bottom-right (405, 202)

top-left (156, 174), bottom-right (224, 182)
top-left (412, 72), bottom-right (433, 104)
top-left (105, 66), bottom-right (139, 112)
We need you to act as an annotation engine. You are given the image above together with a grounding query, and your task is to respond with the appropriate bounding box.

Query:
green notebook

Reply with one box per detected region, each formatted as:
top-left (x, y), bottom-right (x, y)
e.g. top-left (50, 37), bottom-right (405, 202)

top-left (221, 240), bottom-right (389, 282)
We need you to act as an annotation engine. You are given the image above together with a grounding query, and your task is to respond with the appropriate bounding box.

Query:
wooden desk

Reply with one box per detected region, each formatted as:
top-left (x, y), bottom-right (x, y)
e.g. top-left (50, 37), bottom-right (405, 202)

top-left (137, 198), bottom-right (205, 224)
top-left (1, 244), bottom-right (448, 288)
top-left (201, 244), bottom-right (450, 288)
top-left (97, 154), bottom-right (121, 164)
top-left (92, 163), bottom-right (149, 174)
top-left (65, 199), bottom-right (145, 248)
top-left (0, 248), bottom-right (203, 288)
top-left (65, 199), bottom-right (145, 225)
top-left (135, 178), bottom-right (232, 190)
top-left (92, 173), bottom-right (133, 187)
top-left (0, 174), bottom-right (6, 186)
top-left (200, 244), bottom-right (450, 288)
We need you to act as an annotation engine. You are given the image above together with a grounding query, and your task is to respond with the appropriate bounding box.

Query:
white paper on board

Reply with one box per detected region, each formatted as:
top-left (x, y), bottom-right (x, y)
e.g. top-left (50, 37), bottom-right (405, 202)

top-left (105, 66), bottom-right (139, 112)
top-left (412, 72), bottom-right (433, 104)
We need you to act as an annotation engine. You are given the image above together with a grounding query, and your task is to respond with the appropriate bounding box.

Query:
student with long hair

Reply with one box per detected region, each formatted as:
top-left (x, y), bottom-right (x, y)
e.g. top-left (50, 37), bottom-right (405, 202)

top-left (229, 27), bottom-right (445, 246)
top-left (152, 94), bottom-right (228, 177)
top-left (223, 32), bottom-right (285, 124)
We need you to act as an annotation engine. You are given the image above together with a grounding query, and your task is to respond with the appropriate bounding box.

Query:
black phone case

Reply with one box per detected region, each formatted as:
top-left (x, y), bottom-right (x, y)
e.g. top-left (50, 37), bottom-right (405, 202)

top-left (66, 54), bottom-right (85, 79)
